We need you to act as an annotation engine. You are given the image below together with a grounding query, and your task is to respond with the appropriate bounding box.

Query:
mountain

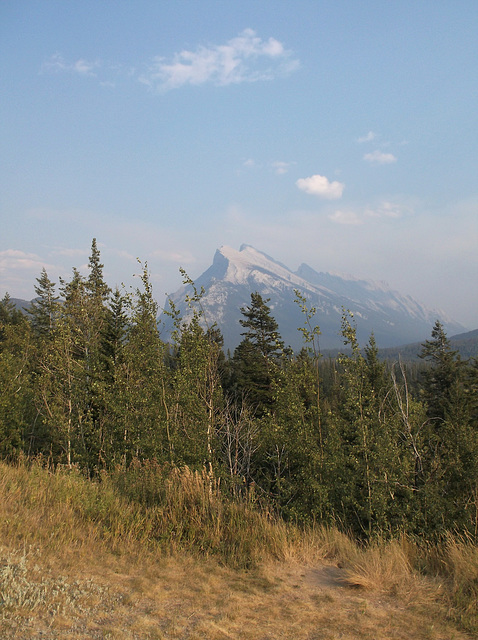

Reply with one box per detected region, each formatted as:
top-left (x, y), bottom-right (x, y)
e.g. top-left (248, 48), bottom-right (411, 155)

top-left (159, 244), bottom-right (466, 352)
top-left (7, 298), bottom-right (32, 313)
top-left (372, 328), bottom-right (478, 363)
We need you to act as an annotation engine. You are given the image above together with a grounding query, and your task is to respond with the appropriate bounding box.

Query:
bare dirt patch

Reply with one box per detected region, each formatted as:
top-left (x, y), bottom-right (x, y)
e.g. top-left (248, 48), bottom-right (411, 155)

top-left (0, 548), bottom-right (473, 640)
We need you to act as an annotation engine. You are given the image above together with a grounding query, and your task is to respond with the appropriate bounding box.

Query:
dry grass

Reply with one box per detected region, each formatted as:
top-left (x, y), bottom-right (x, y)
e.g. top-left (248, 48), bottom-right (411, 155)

top-left (0, 460), bottom-right (475, 639)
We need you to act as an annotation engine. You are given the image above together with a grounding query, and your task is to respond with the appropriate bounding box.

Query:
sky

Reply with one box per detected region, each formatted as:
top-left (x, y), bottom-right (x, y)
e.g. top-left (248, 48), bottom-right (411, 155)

top-left (1, 1), bottom-right (477, 329)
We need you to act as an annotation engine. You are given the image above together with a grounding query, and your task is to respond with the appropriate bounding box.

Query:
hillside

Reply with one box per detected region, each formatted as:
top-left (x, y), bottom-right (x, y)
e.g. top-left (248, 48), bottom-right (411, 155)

top-left (376, 328), bottom-right (478, 362)
top-left (0, 461), bottom-right (475, 639)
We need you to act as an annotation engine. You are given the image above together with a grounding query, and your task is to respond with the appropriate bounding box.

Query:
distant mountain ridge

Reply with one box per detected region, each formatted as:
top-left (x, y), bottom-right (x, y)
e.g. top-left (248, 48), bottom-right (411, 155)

top-left (160, 244), bottom-right (467, 352)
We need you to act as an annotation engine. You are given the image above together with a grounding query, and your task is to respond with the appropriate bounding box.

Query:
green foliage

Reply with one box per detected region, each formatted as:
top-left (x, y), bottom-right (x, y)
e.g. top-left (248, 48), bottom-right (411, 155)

top-left (0, 293), bottom-right (24, 343)
top-left (28, 268), bottom-right (60, 339)
top-left (0, 320), bottom-right (34, 458)
top-left (231, 292), bottom-right (285, 415)
top-left (1, 241), bottom-right (477, 544)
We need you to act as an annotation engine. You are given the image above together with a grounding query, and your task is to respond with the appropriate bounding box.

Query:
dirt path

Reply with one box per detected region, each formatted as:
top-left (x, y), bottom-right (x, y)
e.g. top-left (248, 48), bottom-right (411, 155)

top-left (0, 551), bottom-right (471, 640)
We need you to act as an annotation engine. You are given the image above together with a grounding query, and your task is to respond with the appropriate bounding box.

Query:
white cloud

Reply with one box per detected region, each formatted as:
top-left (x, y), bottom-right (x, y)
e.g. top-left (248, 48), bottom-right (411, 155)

top-left (139, 29), bottom-right (299, 91)
top-left (364, 150), bottom-right (397, 164)
top-left (328, 210), bottom-right (363, 225)
top-left (272, 161), bottom-right (294, 175)
top-left (357, 131), bottom-right (376, 143)
top-left (296, 174), bottom-right (345, 199)
top-left (0, 249), bottom-right (49, 271)
top-left (364, 201), bottom-right (407, 219)
top-left (41, 53), bottom-right (99, 77)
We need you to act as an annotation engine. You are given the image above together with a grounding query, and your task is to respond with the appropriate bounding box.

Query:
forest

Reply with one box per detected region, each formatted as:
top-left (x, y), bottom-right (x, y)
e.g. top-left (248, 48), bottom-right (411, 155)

top-left (1, 239), bottom-right (477, 541)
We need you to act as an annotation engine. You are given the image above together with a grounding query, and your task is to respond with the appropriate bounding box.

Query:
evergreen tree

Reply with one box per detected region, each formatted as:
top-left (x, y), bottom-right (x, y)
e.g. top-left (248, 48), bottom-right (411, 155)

top-left (239, 292), bottom-right (284, 358)
top-left (294, 289), bottom-right (323, 455)
top-left (169, 270), bottom-right (224, 470)
top-left (231, 293), bottom-right (285, 415)
top-left (0, 314), bottom-right (34, 457)
top-left (419, 320), bottom-right (460, 422)
top-left (327, 312), bottom-right (395, 537)
top-left (86, 238), bottom-right (110, 301)
top-left (28, 268), bottom-right (59, 339)
top-left (0, 293), bottom-right (24, 342)
top-left (108, 261), bottom-right (170, 465)
top-left (413, 321), bottom-right (477, 535)
top-left (101, 286), bottom-right (128, 377)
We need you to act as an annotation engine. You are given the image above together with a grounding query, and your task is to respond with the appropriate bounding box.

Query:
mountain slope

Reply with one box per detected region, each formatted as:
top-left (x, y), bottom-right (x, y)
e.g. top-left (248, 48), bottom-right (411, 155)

top-left (160, 245), bottom-right (466, 352)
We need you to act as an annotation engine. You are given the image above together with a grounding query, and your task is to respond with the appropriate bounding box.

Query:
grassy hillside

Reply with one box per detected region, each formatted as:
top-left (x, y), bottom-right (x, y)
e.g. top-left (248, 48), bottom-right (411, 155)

top-left (0, 460), bottom-right (477, 639)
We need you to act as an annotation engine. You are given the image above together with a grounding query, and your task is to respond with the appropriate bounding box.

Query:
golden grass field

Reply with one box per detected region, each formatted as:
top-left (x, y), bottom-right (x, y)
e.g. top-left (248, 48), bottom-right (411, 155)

top-left (1, 461), bottom-right (476, 639)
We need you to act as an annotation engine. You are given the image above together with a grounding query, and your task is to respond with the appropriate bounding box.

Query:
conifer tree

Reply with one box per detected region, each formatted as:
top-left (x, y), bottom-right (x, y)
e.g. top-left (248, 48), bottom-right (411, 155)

top-left (419, 320), bottom-right (460, 422)
top-left (294, 289), bottom-right (323, 455)
top-left (110, 261), bottom-right (170, 465)
top-left (169, 270), bottom-right (224, 470)
top-left (328, 312), bottom-right (395, 536)
top-left (232, 293), bottom-right (285, 415)
top-left (0, 312), bottom-right (34, 457)
top-left (0, 293), bottom-right (24, 342)
top-left (418, 323), bottom-right (478, 534)
top-left (28, 268), bottom-right (59, 339)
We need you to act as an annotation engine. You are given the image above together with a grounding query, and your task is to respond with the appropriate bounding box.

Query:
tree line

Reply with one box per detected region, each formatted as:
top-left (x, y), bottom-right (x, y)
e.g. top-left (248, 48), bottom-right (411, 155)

top-left (1, 239), bottom-right (477, 540)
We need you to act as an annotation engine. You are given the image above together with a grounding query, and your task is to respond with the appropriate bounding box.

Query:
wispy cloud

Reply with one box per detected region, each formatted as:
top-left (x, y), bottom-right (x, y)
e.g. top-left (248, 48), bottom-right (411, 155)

top-left (357, 131), bottom-right (376, 143)
top-left (328, 210), bottom-right (363, 225)
top-left (139, 29), bottom-right (299, 91)
top-left (364, 201), bottom-right (407, 219)
top-left (272, 161), bottom-right (294, 175)
top-left (41, 53), bottom-right (99, 77)
top-left (364, 150), bottom-right (397, 164)
top-left (240, 159), bottom-right (295, 175)
top-left (328, 201), bottom-right (410, 225)
top-left (41, 30), bottom-right (298, 93)
top-left (296, 174), bottom-right (345, 199)
top-left (0, 249), bottom-right (58, 297)
top-left (0, 249), bottom-right (50, 271)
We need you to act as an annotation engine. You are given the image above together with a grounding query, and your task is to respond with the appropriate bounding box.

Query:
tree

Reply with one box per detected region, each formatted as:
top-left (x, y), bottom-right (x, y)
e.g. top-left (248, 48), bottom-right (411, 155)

top-left (28, 268), bottom-right (59, 339)
top-left (231, 293), bottom-right (285, 415)
top-left (169, 270), bottom-right (224, 470)
top-left (86, 238), bottom-right (110, 301)
top-left (110, 261), bottom-right (170, 465)
top-left (327, 311), bottom-right (395, 537)
top-left (294, 289), bottom-right (323, 455)
top-left (415, 321), bottom-right (477, 536)
top-left (0, 293), bottom-right (24, 342)
top-left (419, 320), bottom-right (461, 423)
top-left (0, 315), bottom-right (34, 458)
top-left (239, 292), bottom-right (284, 358)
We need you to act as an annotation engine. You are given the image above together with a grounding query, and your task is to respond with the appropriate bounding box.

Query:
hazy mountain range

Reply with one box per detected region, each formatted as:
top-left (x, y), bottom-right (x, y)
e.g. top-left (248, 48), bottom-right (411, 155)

top-left (7, 243), bottom-right (474, 355)
top-left (160, 244), bottom-right (468, 352)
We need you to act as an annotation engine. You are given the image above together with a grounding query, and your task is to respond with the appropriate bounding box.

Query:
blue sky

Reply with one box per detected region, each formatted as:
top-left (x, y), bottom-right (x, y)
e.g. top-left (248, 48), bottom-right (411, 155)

top-left (1, 1), bottom-right (477, 328)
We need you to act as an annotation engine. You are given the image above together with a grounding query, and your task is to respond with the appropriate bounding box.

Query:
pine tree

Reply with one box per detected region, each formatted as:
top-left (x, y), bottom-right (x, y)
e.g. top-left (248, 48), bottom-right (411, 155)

top-left (169, 270), bottom-right (224, 470)
top-left (231, 293), bottom-right (285, 415)
top-left (415, 321), bottom-right (477, 535)
top-left (419, 320), bottom-right (460, 422)
top-left (28, 268), bottom-right (59, 339)
top-left (86, 238), bottom-right (110, 301)
top-left (294, 289), bottom-right (323, 455)
top-left (239, 292), bottom-right (284, 358)
top-left (328, 312), bottom-right (395, 537)
top-left (0, 312), bottom-right (34, 458)
top-left (0, 293), bottom-right (24, 342)
top-left (109, 261), bottom-right (170, 465)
